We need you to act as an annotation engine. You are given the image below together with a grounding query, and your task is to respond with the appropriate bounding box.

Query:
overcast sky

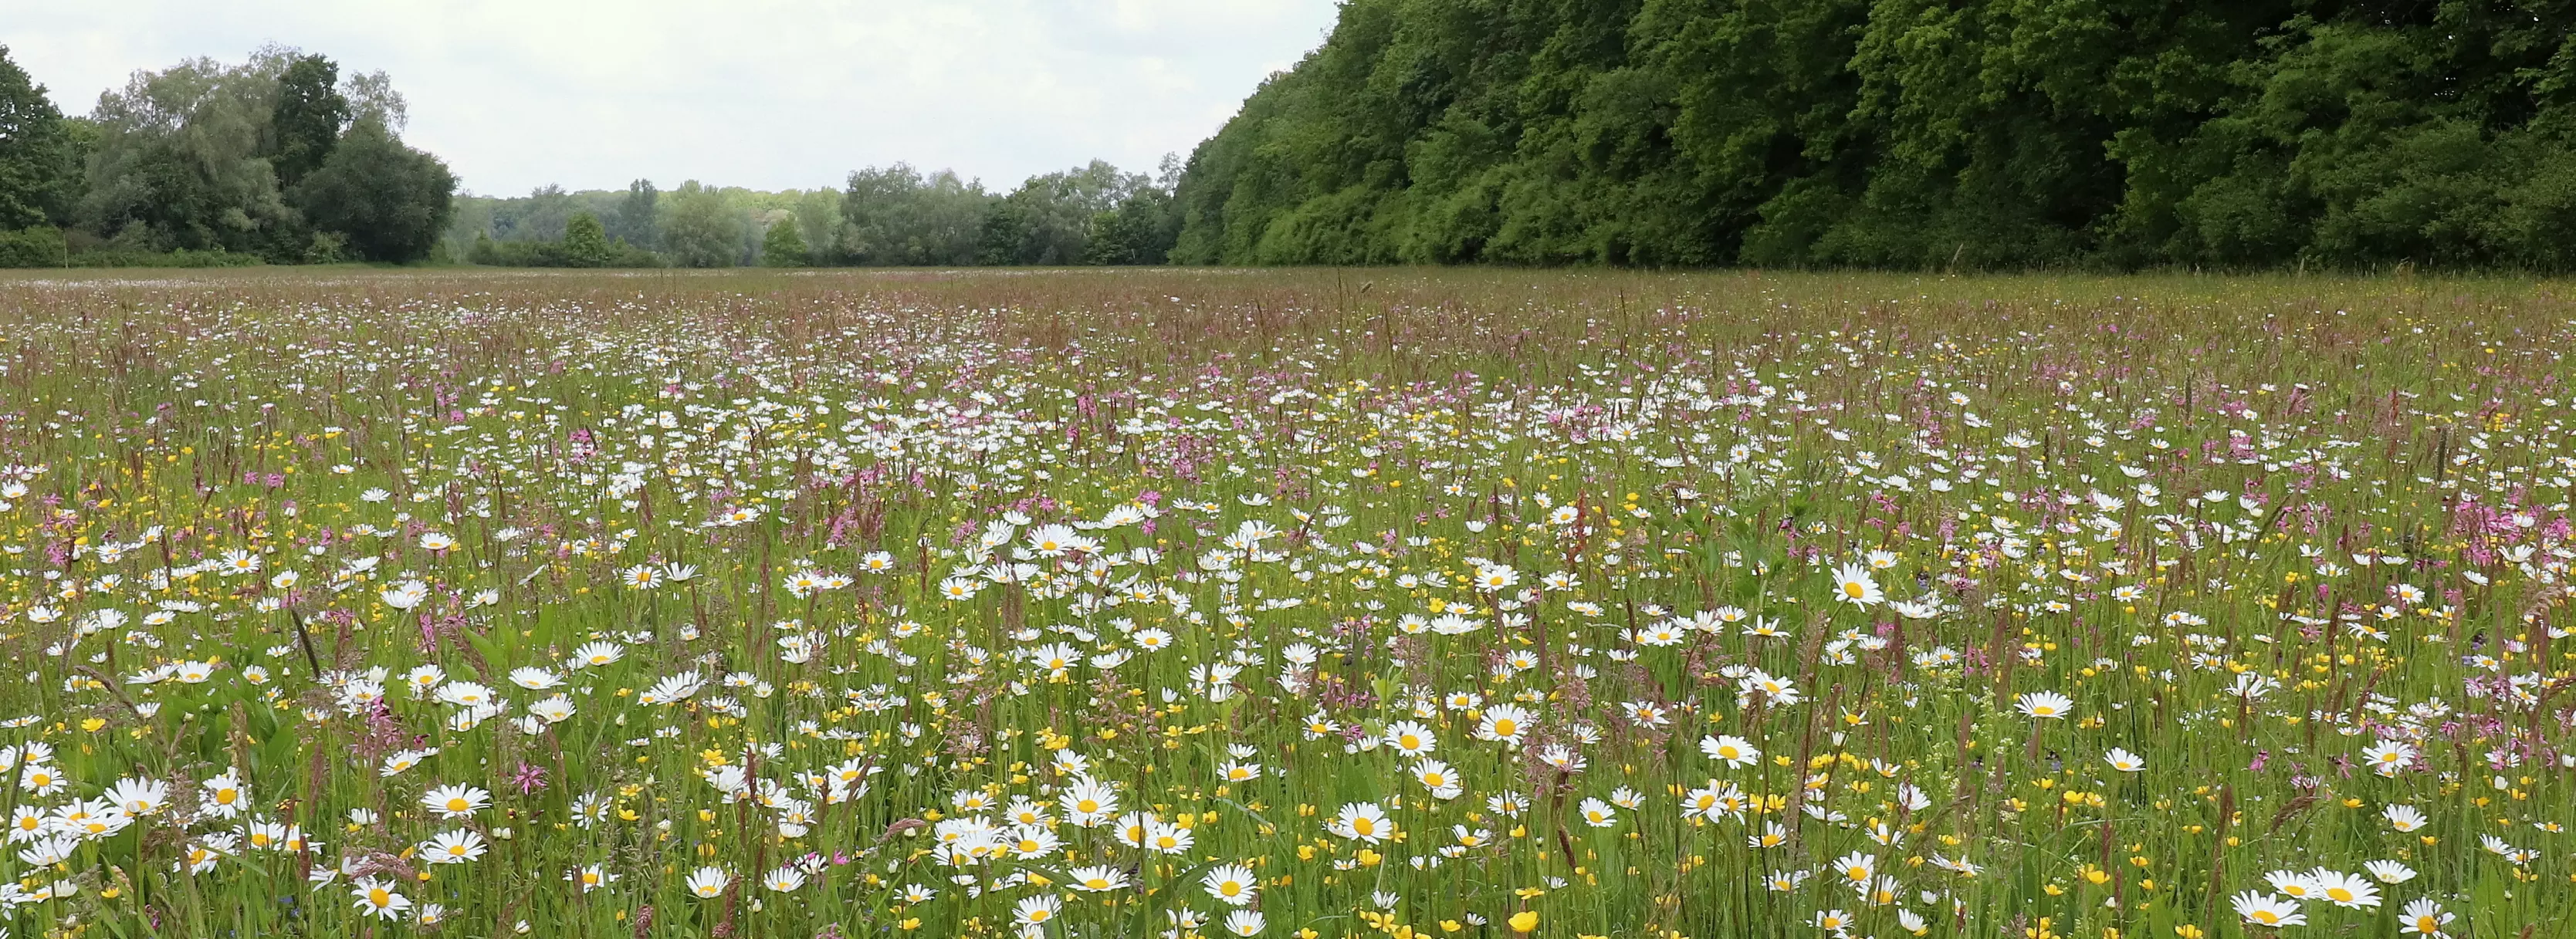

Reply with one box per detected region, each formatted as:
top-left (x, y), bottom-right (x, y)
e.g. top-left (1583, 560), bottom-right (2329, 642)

top-left (4, 0), bottom-right (1340, 196)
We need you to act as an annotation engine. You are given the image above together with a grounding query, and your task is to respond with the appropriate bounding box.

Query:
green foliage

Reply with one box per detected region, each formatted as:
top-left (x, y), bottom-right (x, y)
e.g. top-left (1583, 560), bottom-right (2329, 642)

top-left (59, 45), bottom-right (450, 265)
top-left (76, 50), bottom-right (301, 256)
top-left (445, 185), bottom-right (586, 258)
top-left (610, 180), bottom-right (659, 250)
top-left (448, 181), bottom-right (794, 267)
top-left (289, 117), bottom-right (456, 262)
top-left (832, 160), bottom-right (1180, 267)
top-left (760, 216), bottom-right (809, 266)
top-left (462, 231), bottom-right (547, 267)
top-left (0, 46), bottom-right (83, 230)
top-left (443, 163), bottom-right (1171, 271)
top-left (662, 181), bottom-right (745, 267)
top-left (978, 160), bottom-right (1147, 265)
top-left (301, 229), bottom-right (347, 265)
top-left (790, 188), bottom-right (843, 263)
top-left (267, 54), bottom-right (347, 190)
top-left (839, 164), bottom-right (990, 265)
top-left (1085, 180), bottom-right (1183, 265)
top-left (559, 211), bottom-right (613, 267)
top-left (514, 185), bottom-right (579, 242)
top-left (1176, 0), bottom-right (2576, 270)
top-left (464, 221), bottom-right (660, 268)
top-left (63, 246), bottom-right (260, 268)
top-left (338, 68), bottom-right (407, 130)
top-left (0, 225), bottom-right (65, 266)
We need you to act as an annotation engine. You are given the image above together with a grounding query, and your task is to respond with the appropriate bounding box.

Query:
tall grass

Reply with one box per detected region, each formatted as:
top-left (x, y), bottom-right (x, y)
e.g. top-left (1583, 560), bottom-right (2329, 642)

top-left (0, 266), bottom-right (2563, 938)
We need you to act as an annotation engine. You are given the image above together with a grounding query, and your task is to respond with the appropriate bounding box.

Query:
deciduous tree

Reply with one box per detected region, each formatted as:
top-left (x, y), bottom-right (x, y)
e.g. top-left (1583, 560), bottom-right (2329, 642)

top-left (0, 46), bottom-right (82, 230)
top-left (290, 117), bottom-right (455, 262)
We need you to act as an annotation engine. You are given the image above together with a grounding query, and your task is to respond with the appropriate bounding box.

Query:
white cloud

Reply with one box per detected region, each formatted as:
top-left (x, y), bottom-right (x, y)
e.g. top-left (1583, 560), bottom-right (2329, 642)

top-left (2, 0), bottom-right (1339, 194)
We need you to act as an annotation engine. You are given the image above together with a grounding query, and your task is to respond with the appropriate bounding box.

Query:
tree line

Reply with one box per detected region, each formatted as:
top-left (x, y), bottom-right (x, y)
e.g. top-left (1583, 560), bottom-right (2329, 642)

top-left (0, 45), bottom-right (1185, 269)
top-left (0, 45), bottom-right (454, 267)
top-left (1169, 0), bottom-right (2576, 271)
top-left (27, 3), bottom-right (2570, 275)
top-left (448, 157), bottom-right (1182, 269)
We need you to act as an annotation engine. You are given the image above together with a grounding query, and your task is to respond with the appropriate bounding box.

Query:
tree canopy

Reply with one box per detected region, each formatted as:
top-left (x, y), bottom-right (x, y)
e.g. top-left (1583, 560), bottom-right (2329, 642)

top-left (608, 180), bottom-right (659, 250)
top-left (0, 46), bottom-right (83, 231)
top-left (662, 181), bottom-right (746, 268)
top-left (76, 51), bottom-right (300, 255)
top-left (289, 117), bottom-right (455, 262)
top-left (2, 44), bottom-right (454, 265)
top-left (838, 164), bottom-right (992, 266)
top-left (760, 214), bottom-right (809, 266)
top-left (267, 54), bottom-right (347, 191)
top-left (558, 211), bottom-right (612, 267)
top-left (1170, 0), bottom-right (2576, 271)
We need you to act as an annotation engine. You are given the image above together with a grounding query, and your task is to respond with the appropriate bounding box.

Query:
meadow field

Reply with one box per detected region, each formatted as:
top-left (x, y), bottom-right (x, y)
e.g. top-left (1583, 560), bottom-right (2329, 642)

top-left (0, 266), bottom-right (2565, 939)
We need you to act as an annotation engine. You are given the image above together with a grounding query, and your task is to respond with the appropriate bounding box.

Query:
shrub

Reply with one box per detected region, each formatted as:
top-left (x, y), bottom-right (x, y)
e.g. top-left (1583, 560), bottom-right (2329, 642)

top-left (0, 226), bottom-right (67, 268)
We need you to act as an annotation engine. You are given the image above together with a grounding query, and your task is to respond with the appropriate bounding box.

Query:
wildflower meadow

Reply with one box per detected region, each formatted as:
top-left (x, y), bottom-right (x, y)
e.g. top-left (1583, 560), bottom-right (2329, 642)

top-left (0, 268), bottom-right (2565, 939)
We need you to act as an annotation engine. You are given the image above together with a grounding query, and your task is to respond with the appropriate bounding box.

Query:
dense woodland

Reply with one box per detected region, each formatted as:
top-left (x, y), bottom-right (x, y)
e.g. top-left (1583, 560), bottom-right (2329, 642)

top-left (1171, 0), bottom-right (2576, 270)
top-left (11, 0), bottom-right (2576, 271)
